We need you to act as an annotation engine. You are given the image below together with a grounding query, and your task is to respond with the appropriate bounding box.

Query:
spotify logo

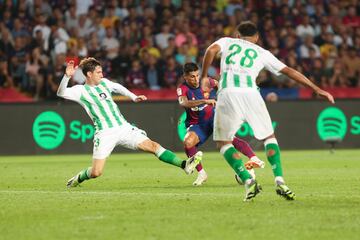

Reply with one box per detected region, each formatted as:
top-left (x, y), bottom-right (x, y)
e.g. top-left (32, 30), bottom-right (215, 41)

top-left (317, 107), bottom-right (347, 141)
top-left (32, 111), bottom-right (66, 150)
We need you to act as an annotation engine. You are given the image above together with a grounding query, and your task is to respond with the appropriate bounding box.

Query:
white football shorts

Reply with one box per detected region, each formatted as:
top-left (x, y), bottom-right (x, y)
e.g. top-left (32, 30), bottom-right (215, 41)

top-left (92, 123), bottom-right (149, 159)
top-left (213, 88), bottom-right (274, 141)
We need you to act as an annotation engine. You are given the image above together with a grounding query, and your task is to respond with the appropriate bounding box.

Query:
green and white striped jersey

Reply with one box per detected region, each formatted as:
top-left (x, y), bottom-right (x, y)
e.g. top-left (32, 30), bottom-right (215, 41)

top-left (214, 37), bottom-right (286, 92)
top-left (57, 76), bottom-right (137, 132)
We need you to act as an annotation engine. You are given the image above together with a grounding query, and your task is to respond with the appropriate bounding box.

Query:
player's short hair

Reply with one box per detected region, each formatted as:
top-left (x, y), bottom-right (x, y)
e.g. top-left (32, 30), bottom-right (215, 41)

top-left (237, 21), bottom-right (258, 37)
top-left (79, 57), bottom-right (101, 76)
top-left (183, 62), bottom-right (199, 75)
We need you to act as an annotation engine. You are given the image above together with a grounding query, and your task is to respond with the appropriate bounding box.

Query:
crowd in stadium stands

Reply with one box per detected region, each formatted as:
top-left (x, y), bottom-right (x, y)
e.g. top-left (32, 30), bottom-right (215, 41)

top-left (0, 0), bottom-right (360, 100)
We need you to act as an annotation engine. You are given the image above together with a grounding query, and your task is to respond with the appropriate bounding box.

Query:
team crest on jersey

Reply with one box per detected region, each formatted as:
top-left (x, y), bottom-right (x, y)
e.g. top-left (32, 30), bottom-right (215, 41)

top-left (99, 92), bottom-right (107, 100)
top-left (203, 92), bottom-right (209, 99)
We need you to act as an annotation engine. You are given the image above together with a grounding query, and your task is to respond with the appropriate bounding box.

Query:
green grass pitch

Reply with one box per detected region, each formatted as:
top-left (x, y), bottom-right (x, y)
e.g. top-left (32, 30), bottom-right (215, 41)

top-left (1, 150), bottom-right (359, 240)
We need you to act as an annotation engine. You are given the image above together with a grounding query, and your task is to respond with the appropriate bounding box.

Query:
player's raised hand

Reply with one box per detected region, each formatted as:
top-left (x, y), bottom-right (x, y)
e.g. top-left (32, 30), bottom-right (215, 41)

top-left (134, 95), bottom-right (147, 102)
top-left (205, 99), bottom-right (216, 106)
top-left (316, 89), bottom-right (335, 104)
top-left (65, 60), bottom-right (76, 77)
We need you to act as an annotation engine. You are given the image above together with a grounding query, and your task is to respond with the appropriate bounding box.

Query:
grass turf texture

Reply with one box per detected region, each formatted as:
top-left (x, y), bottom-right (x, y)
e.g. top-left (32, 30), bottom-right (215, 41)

top-left (1, 150), bottom-right (359, 240)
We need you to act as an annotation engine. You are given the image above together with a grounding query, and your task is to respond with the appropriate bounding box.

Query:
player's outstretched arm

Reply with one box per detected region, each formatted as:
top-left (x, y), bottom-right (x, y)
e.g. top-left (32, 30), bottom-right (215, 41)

top-left (178, 96), bottom-right (216, 108)
top-left (107, 80), bottom-right (145, 102)
top-left (57, 60), bottom-right (76, 98)
top-left (280, 67), bottom-right (335, 104)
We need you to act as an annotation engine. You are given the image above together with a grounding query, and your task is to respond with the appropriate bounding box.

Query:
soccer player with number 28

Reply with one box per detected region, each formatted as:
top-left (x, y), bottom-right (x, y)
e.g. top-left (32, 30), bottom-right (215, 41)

top-left (201, 21), bottom-right (334, 201)
top-left (58, 58), bottom-right (203, 188)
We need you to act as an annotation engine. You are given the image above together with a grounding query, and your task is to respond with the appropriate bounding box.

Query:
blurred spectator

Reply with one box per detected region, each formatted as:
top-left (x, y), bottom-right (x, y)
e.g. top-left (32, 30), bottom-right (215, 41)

top-left (144, 55), bottom-right (161, 90)
top-left (102, 6), bottom-right (120, 28)
top-left (0, 57), bottom-right (14, 87)
top-left (175, 22), bottom-right (198, 47)
top-left (92, 16), bottom-right (106, 41)
top-left (126, 59), bottom-right (147, 89)
top-left (341, 47), bottom-right (360, 87)
top-left (46, 54), bottom-right (67, 99)
top-left (163, 37), bottom-right (176, 58)
top-left (328, 61), bottom-right (350, 87)
top-left (10, 37), bottom-right (27, 89)
top-left (50, 21), bottom-right (70, 55)
top-left (77, 14), bottom-right (93, 38)
top-left (111, 47), bottom-right (131, 83)
top-left (155, 23), bottom-right (175, 49)
top-left (342, 5), bottom-right (360, 28)
top-left (77, 38), bottom-right (88, 58)
top-left (299, 35), bottom-right (321, 59)
top-left (76, 0), bottom-right (94, 16)
top-left (163, 57), bottom-right (181, 89)
top-left (296, 15), bottom-right (315, 40)
top-left (275, 4), bottom-right (294, 28)
top-left (320, 32), bottom-right (338, 59)
top-left (11, 18), bottom-right (30, 39)
top-left (308, 58), bottom-right (328, 88)
top-left (175, 43), bottom-right (196, 65)
top-left (25, 47), bottom-right (47, 99)
top-left (65, 4), bottom-right (78, 30)
top-left (225, 0), bottom-right (243, 16)
top-left (32, 14), bottom-right (51, 51)
top-left (0, 26), bottom-right (14, 58)
top-left (27, 0), bottom-right (52, 18)
top-left (101, 27), bottom-right (119, 60)
top-left (2, 8), bottom-right (13, 29)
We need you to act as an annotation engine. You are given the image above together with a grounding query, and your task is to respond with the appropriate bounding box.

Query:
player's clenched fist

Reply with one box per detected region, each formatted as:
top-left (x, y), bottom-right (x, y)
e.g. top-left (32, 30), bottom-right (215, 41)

top-left (205, 99), bottom-right (216, 106)
top-left (65, 60), bottom-right (76, 77)
top-left (134, 95), bottom-right (147, 102)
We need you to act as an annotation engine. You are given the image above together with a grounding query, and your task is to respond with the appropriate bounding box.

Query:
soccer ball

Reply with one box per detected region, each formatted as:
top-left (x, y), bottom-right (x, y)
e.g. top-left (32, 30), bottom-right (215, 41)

top-left (235, 168), bottom-right (256, 185)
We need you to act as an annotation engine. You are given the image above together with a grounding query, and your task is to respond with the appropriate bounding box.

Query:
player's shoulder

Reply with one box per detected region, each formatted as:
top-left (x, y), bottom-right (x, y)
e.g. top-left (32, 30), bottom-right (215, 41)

top-left (100, 78), bottom-right (111, 85)
top-left (215, 37), bottom-right (232, 44)
top-left (218, 37), bottom-right (232, 41)
top-left (177, 82), bottom-right (189, 96)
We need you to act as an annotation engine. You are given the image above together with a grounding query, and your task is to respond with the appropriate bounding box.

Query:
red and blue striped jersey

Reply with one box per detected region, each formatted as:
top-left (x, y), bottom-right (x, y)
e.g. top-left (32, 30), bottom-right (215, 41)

top-left (177, 82), bottom-right (217, 127)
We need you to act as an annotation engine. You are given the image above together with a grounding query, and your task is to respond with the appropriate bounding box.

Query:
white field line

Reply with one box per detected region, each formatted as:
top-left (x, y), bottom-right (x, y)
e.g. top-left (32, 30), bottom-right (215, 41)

top-left (0, 189), bottom-right (240, 197)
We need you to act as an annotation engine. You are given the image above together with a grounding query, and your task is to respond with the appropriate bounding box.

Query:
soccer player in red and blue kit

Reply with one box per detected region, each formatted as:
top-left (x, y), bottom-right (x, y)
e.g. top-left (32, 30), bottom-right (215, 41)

top-left (177, 63), bottom-right (264, 186)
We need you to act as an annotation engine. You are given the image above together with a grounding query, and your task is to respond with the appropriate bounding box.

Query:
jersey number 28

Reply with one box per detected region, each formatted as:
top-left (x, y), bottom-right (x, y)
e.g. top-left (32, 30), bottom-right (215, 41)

top-left (225, 44), bottom-right (258, 68)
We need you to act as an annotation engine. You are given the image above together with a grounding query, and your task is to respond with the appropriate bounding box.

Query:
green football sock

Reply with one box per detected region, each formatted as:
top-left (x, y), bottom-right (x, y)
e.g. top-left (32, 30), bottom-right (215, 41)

top-left (265, 143), bottom-right (283, 177)
top-left (157, 148), bottom-right (183, 168)
top-left (78, 167), bottom-right (92, 183)
top-left (223, 146), bottom-right (252, 183)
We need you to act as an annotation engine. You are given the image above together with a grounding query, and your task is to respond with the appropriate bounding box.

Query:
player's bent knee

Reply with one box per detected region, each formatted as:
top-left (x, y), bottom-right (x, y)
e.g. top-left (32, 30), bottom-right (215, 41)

top-left (183, 138), bottom-right (196, 148)
top-left (183, 133), bottom-right (199, 148)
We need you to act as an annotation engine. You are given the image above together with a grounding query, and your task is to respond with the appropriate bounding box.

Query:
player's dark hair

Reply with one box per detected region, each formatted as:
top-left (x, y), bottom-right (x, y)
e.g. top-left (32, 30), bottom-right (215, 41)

top-left (79, 57), bottom-right (101, 76)
top-left (237, 21), bottom-right (258, 37)
top-left (183, 62), bottom-right (199, 75)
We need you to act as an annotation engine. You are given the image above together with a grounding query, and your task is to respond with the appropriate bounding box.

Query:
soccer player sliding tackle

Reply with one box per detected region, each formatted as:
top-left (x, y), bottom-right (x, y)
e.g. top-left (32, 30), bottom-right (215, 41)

top-left (178, 62), bottom-right (265, 186)
top-left (201, 21), bottom-right (334, 201)
top-left (57, 58), bottom-right (203, 188)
